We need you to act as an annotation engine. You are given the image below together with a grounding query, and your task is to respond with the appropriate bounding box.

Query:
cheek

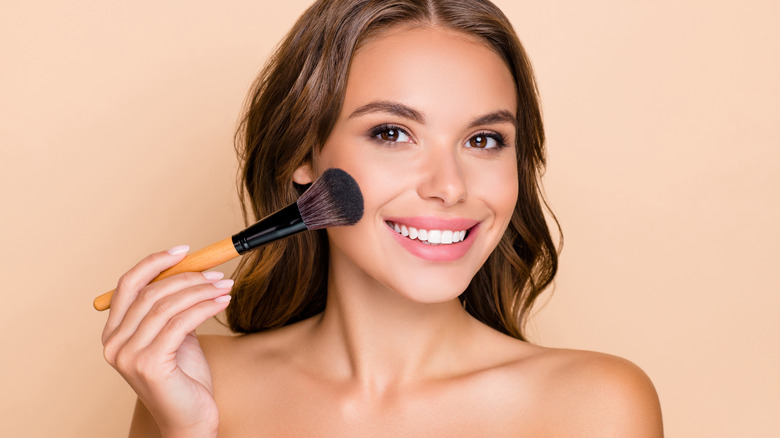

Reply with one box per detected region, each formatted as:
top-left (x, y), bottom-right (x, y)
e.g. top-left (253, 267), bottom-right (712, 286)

top-left (316, 132), bottom-right (377, 189)
top-left (466, 155), bottom-right (519, 223)
top-left (314, 137), bottom-right (399, 248)
top-left (497, 162), bottom-right (519, 216)
top-left (315, 133), bottom-right (411, 214)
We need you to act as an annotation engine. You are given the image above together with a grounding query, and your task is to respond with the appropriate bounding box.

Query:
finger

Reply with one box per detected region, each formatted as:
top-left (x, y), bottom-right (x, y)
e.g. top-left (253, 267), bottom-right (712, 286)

top-left (105, 271), bottom-right (225, 353)
top-left (103, 245), bottom-right (189, 344)
top-left (145, 292), bottom-right (232, 364)
top-left (120, 280), bottom-right (234, 357)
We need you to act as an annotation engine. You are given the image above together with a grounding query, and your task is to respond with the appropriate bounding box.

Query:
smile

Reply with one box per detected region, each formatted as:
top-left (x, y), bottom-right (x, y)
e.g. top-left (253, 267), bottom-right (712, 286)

top-left (385, 221), bottom-right (469, 245)
top-left (383, 216), bottom-right (480, 262)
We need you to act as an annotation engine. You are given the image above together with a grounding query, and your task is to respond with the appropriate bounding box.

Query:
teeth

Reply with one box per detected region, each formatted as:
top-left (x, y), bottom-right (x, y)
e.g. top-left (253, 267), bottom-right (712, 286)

top-left (387, 221), bottom-right (469, 245)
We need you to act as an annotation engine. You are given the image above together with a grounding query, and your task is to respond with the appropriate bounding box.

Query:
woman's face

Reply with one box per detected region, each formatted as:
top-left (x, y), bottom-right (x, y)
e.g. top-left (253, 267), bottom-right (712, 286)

top-left (297, 26), bottom-right (518, 303)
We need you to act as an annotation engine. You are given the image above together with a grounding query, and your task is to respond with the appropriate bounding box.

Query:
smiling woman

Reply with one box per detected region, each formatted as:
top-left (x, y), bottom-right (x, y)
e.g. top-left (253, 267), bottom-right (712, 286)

top-left (100, 0), bottom-right (663, 437)
top-left (229, 2), bottom-right (554, 342)
top-left (292, 25), bottom-right (523, 308)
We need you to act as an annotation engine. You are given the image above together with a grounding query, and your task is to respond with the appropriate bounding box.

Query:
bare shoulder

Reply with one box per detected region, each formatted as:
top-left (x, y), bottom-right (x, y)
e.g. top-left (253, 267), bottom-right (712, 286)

top-left (198, 332), bottom-right (241, 359)
top-left (196, 320), bottom-right (321, 434)
top-left (511, 344), bottom-right (664, 437)
top-left (196, 318), bottom-right (320, 387)
top-left (198, 322), bottom-right (307, 371)
top-left (197, 333), bottom-right (246, 383)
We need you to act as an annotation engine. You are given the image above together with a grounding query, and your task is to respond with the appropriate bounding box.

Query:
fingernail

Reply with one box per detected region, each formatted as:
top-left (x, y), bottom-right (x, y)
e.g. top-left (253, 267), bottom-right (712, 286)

top-left (167, 245), bottom-right (190, 255)
top-left (215, 295), bottom-right (232, 304)
top-left (202, 271), bottom-right (224, 281)
top-left (213, 279), bottom-right (234, 289)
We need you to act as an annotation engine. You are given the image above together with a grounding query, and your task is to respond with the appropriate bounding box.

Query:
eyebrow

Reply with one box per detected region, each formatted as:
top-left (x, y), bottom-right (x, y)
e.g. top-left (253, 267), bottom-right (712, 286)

top-left (348, 100), bottom-right (516, 129)
top-left (349, 101), bottom-right (425, 124)
top-left (466, 110), bottom-right (516, 129)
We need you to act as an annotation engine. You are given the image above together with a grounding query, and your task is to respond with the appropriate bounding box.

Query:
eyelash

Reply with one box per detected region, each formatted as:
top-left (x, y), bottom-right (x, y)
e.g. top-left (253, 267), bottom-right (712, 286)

top-left (368, 124), bottom-right (509, 151)
top-left (369, 124), bottom-right (411, 145)
top-left (470, 131), bottom-right (508, 150)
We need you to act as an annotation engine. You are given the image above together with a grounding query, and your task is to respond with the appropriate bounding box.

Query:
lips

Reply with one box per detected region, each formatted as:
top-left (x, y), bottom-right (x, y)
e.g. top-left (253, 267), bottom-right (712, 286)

top-left (384, 216), bottom-right (480, 262)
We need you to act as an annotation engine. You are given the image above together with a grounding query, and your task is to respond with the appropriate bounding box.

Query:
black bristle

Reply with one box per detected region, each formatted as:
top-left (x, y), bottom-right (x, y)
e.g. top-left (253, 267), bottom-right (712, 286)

top-left (297, 168), bottom-right (364, 230)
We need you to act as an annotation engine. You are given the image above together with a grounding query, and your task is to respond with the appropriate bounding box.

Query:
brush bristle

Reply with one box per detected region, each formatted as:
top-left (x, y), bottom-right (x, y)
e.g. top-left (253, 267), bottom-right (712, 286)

top-left (297, 168), bottom-right (364, 230)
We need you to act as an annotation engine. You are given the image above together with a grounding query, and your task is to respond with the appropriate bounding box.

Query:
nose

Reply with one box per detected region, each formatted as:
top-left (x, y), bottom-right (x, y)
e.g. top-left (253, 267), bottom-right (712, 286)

top-left (416, 147), bottom-right (467, 207)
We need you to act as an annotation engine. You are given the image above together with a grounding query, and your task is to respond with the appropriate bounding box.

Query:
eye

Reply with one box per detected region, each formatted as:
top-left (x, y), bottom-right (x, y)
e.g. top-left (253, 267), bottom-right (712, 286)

top-left (466, 132), bottom-right (506, 149)
top-left (370, 124), bottom-right (412, 144)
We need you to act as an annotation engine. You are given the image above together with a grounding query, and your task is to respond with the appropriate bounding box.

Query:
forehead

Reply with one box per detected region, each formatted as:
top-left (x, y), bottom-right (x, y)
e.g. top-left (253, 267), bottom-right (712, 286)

top-left (343, 26), bottom-right (517, 122)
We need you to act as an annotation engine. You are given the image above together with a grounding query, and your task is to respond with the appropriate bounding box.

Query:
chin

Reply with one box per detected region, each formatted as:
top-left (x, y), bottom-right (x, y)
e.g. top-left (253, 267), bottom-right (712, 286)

top-left (382, 269), bottom-right (475, 305)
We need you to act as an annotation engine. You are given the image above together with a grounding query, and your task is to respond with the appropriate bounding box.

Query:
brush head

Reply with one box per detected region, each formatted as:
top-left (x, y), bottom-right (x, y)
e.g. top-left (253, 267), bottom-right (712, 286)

top-left (297, 168), bottom-right (364, 230)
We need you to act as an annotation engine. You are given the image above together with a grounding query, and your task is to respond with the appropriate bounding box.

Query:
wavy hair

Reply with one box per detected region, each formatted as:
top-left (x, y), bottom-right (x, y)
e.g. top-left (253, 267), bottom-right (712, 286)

top-left (228, 0), bottom-right (560, 341)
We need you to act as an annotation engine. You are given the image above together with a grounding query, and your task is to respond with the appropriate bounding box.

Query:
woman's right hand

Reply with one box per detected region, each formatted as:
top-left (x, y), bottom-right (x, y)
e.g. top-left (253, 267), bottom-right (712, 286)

top-left (101, 245), bottom-right (233, 438)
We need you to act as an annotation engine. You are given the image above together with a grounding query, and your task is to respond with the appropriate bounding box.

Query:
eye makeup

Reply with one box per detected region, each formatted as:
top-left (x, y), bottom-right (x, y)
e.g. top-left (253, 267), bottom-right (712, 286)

top-left (466, 131), bottom-right (507, 150)
top-left (368, 123), bottom-right (414, 145)
top-left (367, 123), bottom-right (510, 152)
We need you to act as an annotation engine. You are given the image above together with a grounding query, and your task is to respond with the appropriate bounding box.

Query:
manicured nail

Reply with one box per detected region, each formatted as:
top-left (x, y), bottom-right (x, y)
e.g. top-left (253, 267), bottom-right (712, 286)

top-left (202, 271), bottom-right (224, 281)
top-left (167, 245), bottom-right (190, 255)
top-left (215, 295), bottom-right (232, 304)
top-left (213, 279), bottom-right (234, 289)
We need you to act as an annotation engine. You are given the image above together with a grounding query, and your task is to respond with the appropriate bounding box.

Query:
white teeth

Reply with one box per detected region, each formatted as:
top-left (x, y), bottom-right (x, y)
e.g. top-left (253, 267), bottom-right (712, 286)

top-left (387, 221), bottom-right (469, 245)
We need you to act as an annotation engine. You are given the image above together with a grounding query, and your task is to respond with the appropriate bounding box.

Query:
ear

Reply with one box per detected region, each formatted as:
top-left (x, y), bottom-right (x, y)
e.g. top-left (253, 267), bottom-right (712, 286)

top-left (292, 163), bottom-right (314, 185)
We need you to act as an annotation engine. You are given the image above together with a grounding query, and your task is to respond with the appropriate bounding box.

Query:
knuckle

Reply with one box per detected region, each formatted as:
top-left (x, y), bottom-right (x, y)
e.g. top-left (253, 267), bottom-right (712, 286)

top-left (133, 351), bottom-right (154, 377)
top-left (148, 250), bottom-right (175, 267)
top-left (117, 251), bottom-right (170, 292)
top-left (114, 347), bottom-right (134, 373)
top-left (136, 286), bottom-right (159, 306)
top-left (115, 273), bottom-right (132, 292)
top-left (102, 341), bottom-right (117, 365)
top-left (149, 299), bottom-right (172, 318)
top-left (165, 314), bottom-right (187, 333)
top-left (146, 252), bottom-right (165, 267)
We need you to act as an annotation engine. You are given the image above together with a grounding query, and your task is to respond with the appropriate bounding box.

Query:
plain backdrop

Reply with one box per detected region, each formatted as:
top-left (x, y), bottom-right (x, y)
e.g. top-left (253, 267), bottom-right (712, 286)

top-left (1, 0), bottom-right (778, 436)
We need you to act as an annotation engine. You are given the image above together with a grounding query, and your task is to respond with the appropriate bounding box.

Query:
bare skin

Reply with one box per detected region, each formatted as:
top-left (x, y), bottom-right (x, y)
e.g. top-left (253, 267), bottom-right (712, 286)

top-left (109, 26), bottom-right (663, 437)
top-left (130, 322), bottom-right (662, 437)
top-left (201, 321), bottom-right (663, 437)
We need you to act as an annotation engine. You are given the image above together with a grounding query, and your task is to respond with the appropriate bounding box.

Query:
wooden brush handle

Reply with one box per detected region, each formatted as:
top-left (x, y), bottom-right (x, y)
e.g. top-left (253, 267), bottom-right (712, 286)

top-left (93, 237), bottom-right (240, 311)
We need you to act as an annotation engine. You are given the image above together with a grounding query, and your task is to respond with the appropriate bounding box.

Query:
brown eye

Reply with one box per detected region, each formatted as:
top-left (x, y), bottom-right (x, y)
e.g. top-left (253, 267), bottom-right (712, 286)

top-left (469, 135), bottom-right (489, 148)
top-left (371, 125), bottom-right (411, 143)
top-left (381, 128), bottom-right (400, 142)
top-left (465, 132), bottom-right (503, 150)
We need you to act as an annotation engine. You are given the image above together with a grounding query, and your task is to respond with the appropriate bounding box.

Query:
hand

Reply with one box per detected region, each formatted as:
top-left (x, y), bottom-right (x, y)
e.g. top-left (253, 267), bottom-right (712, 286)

top-left (101, 245), bottom-right (232, 437)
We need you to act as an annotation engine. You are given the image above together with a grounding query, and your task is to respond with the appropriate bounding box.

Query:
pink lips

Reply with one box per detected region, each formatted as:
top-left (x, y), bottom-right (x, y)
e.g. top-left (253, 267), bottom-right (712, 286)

top-left (384, 216), bottom-right (480, 262)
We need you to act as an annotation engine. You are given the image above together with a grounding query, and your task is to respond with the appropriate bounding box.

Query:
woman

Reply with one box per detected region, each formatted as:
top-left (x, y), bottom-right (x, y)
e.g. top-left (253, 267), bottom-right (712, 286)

top-left (102, 0), bottom-right (663, 436)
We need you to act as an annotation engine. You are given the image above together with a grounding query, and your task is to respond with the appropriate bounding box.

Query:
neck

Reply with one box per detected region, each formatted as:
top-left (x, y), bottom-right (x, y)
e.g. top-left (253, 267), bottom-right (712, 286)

top-left (308, 258), bottom-right (476, 394)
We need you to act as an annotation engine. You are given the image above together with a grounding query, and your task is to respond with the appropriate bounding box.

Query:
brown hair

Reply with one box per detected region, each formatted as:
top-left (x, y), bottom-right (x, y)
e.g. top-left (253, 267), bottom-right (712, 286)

top-left (228, 0), bottom-right (560, 341)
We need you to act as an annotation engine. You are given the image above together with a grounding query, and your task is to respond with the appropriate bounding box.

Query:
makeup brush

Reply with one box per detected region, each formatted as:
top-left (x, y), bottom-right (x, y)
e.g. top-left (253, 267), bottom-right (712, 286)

top-left (93, 168), bottom-right (363, 311)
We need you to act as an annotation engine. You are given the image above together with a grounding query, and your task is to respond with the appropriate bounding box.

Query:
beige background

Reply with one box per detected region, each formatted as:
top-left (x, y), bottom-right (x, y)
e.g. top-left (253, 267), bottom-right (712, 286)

top-left (1, 0), bottom-right (777, 436)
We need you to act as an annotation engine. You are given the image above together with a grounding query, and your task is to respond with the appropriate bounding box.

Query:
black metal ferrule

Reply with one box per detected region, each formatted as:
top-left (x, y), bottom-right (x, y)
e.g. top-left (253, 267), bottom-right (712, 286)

top-left (231, 202), bottom-right (307, 255)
